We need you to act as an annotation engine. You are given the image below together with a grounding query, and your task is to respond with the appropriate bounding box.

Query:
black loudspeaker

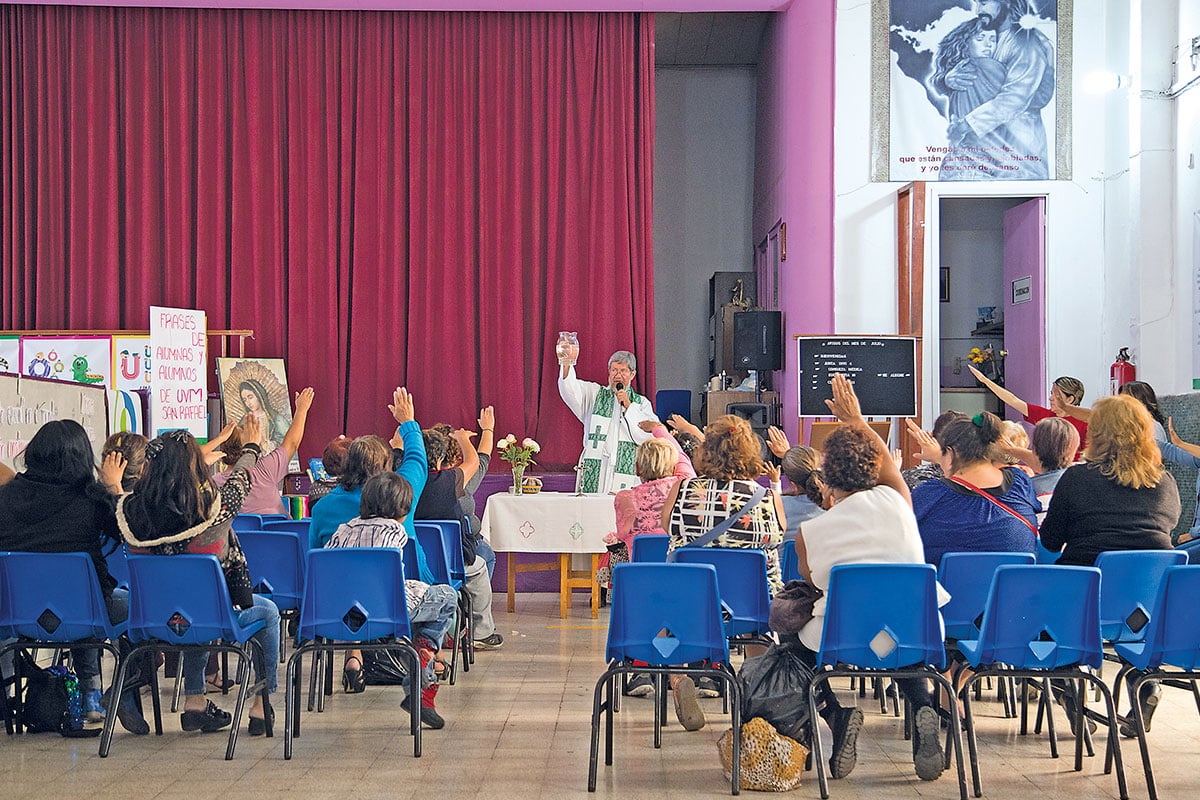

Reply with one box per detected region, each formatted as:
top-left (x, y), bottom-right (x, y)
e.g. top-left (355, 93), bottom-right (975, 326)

top-left (733, 311), bottom-right (783, 371)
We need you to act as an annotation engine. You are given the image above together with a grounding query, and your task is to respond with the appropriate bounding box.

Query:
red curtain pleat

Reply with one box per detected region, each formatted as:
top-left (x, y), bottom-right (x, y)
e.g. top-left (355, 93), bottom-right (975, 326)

top-left (0, 6), bottom-right (655, 468)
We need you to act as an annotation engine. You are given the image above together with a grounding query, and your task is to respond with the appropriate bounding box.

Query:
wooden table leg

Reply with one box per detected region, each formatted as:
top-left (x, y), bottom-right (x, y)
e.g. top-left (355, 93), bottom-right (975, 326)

top-left (559, 553), bottom-right (570, 619)
top-left (507, 552), bottom-right (516, 613)
top-left (590, 554), bottom-right (600, 619)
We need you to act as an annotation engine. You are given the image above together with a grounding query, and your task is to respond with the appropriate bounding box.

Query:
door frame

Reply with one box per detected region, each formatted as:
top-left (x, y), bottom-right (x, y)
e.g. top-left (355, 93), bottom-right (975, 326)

top-left (900, 185), bottom-right (1051, 431)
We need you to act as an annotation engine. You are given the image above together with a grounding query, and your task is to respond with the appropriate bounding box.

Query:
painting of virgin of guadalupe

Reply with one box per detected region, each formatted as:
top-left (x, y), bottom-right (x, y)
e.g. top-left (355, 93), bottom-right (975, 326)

top-left (217, 358), bottom-right (293, 455)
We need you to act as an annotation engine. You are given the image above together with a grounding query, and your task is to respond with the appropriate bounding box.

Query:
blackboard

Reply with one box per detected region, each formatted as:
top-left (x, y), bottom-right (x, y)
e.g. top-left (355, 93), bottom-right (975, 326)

top-left (796, 336), bottom-right (917, 417)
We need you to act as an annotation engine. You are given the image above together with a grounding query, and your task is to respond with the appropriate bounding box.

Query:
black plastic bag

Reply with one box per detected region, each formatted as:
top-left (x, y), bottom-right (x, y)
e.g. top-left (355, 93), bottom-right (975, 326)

top-left (362, 648), bottom-right (412, 686)
top-left (739, 639), bottom-right (817, 743)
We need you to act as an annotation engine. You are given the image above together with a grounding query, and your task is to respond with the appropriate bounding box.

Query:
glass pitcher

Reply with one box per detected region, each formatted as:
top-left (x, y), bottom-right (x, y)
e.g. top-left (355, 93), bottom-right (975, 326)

top-left (556, 331), bottom-right (579, 364)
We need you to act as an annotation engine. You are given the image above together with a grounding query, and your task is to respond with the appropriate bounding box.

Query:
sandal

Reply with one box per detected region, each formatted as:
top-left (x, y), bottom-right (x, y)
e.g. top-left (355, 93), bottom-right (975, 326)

top-left (342, 657), bottom-right (366, 694)
top-left (416, 643), bottom-right (448, 679)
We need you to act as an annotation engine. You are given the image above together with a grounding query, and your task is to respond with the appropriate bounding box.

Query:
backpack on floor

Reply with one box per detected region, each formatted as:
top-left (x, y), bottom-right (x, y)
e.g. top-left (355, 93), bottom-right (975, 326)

top-left (20, 651), bottom-right (97, 737)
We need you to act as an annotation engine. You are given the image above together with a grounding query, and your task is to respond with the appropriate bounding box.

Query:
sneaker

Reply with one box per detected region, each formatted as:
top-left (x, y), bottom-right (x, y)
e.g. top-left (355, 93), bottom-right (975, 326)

top-left (912, 706), bottom-right (945, 781)
top-left (83, 689), bottom-right (105, 723)
top-left (695, 676), bottom-right (722, 698)
top-left (672, 677), bottom-right (706, 731)
top-left (400, 696), bottom-right (446, 730)
top-left (473, 633), bottom-right (504, 650)
top-left (101, 686), bottom-right (149, 735)
top-left (829, 706), bottom-right (864, 779)
top-left (180, 699), bottom-right (232, 733)
top-left (623, 673), bottom-right (654, 697)
top-left (1120, 682), bottom-right (1163, 738)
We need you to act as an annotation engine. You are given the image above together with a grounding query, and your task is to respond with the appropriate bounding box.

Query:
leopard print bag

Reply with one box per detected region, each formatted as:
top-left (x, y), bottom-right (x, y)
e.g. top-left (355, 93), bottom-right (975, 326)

top-left (717, 716), bottom-right (809, 792)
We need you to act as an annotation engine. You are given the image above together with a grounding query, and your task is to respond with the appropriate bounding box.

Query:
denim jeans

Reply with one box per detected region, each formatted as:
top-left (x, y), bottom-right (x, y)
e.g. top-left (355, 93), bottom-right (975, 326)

top-left (183, 594), bottom-right (280, 696)
top-left (476, 539), bottom-right (497, 578)
top-left (74, 588), bottom-right (129, 690)
top-left (404, 583), bottom-right (459, 695)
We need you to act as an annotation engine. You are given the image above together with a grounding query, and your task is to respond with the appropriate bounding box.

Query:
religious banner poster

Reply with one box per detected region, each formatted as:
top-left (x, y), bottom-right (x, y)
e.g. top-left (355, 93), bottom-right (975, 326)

top-left (872, 0), bottom-right (1072, 182)
top-left (19, 336), bottom-right (113, 387)
top-left (112, 335), bottom-right (153, 392)
top-left (149, 306), bottom-right (208, 439)
top-left (0, 336), bottom-right (18, 374)
top-left (216, 357), bottom-right (298, 470)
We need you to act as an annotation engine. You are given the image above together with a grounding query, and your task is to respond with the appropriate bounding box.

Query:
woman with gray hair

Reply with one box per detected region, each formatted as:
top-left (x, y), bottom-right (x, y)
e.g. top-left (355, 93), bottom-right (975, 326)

top-left (557, 343), bottom-right (658, 493)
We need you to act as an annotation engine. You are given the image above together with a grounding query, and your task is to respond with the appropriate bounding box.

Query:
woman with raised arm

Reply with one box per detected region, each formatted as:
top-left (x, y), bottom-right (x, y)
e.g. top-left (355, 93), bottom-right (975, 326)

top-left (968, 364), bottom-right (1087, 459)
top-left (214, 387), bottom-right (314, 515)
top-left (793, 373), bottom-right (949, 783)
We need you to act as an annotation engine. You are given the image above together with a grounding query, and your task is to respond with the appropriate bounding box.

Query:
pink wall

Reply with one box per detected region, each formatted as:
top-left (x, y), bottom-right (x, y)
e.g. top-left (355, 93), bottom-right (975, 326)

top-left (15, 0), bottom-right (790, 9)
top-left (754, 2), bottom-right (836, 444)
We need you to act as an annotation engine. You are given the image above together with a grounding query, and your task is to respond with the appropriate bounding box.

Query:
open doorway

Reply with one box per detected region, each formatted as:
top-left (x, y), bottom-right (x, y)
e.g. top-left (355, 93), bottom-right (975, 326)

top-left (937, 196), bottom-right (1046, 422)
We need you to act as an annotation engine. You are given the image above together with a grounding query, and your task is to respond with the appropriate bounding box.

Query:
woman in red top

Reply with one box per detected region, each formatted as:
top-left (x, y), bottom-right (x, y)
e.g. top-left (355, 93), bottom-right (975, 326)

top-left (969, 365), bottom-right (1087, 459)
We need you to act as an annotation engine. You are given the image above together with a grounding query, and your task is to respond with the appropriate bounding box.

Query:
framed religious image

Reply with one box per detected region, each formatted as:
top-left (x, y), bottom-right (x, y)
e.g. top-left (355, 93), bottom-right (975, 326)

top-left (217, 358), bottom-right (294, 458)
top-left (940, 267), bottom-right (951, 302)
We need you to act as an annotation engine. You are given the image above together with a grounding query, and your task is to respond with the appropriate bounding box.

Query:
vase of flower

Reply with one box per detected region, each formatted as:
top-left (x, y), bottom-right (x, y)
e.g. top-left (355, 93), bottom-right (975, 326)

top-left (498, 434), bottom-right (540, 495)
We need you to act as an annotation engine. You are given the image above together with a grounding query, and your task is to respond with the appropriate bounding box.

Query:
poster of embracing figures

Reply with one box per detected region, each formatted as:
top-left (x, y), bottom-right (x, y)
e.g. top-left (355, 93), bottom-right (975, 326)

top-left (872, 0), bottom-right (1072, 182)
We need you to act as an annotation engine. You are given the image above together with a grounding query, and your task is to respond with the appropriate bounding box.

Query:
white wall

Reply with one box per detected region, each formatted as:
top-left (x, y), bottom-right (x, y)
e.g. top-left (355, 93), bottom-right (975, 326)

top-left (653, 66), bottom-right (757, 402)
top-left (834, 0), bottom-right (1195, 422)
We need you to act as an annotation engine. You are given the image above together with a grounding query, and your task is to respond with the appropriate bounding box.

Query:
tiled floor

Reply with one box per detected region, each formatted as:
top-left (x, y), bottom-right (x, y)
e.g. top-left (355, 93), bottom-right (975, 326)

top-left (3, 592), bottom-right (1196, 799)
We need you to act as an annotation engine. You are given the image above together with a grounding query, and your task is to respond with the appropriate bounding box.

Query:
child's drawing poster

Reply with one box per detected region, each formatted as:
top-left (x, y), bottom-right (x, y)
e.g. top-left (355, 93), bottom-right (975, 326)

top-left (112, 335), bottom-right (153, 392)
top-left (19, 336), bottom-right (113, 387)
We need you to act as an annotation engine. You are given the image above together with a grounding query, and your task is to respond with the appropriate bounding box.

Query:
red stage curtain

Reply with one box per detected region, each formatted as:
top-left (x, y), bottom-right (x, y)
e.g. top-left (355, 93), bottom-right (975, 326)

top-left (0, 6), bottom-right (655, 468)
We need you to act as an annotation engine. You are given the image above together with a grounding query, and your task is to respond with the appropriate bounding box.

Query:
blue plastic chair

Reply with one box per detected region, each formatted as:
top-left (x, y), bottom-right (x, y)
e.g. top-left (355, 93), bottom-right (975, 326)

top-left (1175, 538), bottom-right (1200, 563)
top-left (654, 389), bottom-right (692, 422)
top-left (105, 544), bottom-right (131, 590)
top-left (261, 519), bottom-right (312, 539)
top-left (232, 514), bottom-right (264, 532)
top-left (99, 555), bottom-right (270, 760)
top-left (672, 547), bottom-right (772, 643)
top-left (284, 548), bottom-right (421, 759)
top-left (1109, 565), bottom-right (1200, 800)
top-left (630, 534), bottom-right (669, 563)
top-left (1094, 550), bottom-right (1186, 643)
top-left (0, 552), bottom-right (128, 734)
top-left (588, 562), bottom-right (741, 794)
top-left (780, 541), bottom-right (801, 583)
top-left (938, 551), bottom-right (1036, 641)
top-left (414, 520), bottom-right (472, 681)
top-left (809, 563), bottom-right (968, 800)
top-left (239, 530), bottom-right (307, 662)
top-left (956, 565), bottom-right (1127, 797)
top-left (259, 513), bottom-right (291, 523)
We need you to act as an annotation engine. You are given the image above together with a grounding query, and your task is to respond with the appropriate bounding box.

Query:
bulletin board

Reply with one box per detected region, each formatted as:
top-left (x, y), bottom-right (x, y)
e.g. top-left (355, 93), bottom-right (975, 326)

top-left (0, 373), bottom-right (109, 462)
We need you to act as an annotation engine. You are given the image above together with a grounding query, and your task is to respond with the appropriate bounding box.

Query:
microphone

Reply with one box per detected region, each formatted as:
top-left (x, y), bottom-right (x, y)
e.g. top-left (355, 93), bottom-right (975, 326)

top-left (614, 381), bottom-right (626, 414)
top-left (614, 381), bottom-right (624, 392)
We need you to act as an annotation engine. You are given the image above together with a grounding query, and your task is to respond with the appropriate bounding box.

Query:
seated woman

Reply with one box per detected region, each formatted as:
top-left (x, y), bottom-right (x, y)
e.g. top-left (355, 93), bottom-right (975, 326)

top-left (1040, 394), bottom-right (1181, 734)
top-left (309, 435), bottom-right (351, 508)
top-left (766, 425), bottom-right (825, 539)
top-left (308, 388), bottom-right (429, 564)
top-left (213, 387), bottom-right (314, 515)
top-left (116, 415), bottom-right (280, 736)
top-left (1018, 417), bottom-right (1079, 522)
top-left (659, 414), bottom-right (785, 732)
top-left (101, 432), bottom-right (150, 493)
top-left (327, 471), bottom-right (458, 729)
top-left (906, 412), bottom-right (1040, 569)
top-left (795, 374), bottom-right (949, 782)
top-left (600, 420), bottom-right (696, 587)
top-left (0, 420), bottom-right (141, 729)
top-left (412, 415), bottom-right (504, 652)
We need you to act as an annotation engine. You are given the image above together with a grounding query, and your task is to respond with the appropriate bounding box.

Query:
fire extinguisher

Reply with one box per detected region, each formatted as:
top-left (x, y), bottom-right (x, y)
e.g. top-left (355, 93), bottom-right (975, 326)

top-left (1110, 347), bottom-right (1136, 395)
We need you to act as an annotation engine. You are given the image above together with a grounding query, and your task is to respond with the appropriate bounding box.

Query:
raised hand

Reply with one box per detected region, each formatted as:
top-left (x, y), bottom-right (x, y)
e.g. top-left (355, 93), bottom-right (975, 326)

top-left (294, 387), bottom-right (314, 413)
top-left (904, 418), bottom-right (942, 463)
top-left (99, 451), bottom-right (126, 492)
top-left (824, 373), bottom-right (864, 424)
top-left (389, 387), bottom-right (415, 424)
top-left (763, 462), bottom-right (781, 483)
top-left (478, 405), bottom-right (495, 433)
top-left (238, 412), bottom-right (262, 446)
top-left (766, 426), bottom-right (791, 458)
top-left (638, 419), bottom-right (662, 434)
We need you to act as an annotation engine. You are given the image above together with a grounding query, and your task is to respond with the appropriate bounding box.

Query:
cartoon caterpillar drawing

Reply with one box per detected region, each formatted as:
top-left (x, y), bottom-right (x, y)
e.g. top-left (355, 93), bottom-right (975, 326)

top-left (71, 356), bottom-right (105, 384)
